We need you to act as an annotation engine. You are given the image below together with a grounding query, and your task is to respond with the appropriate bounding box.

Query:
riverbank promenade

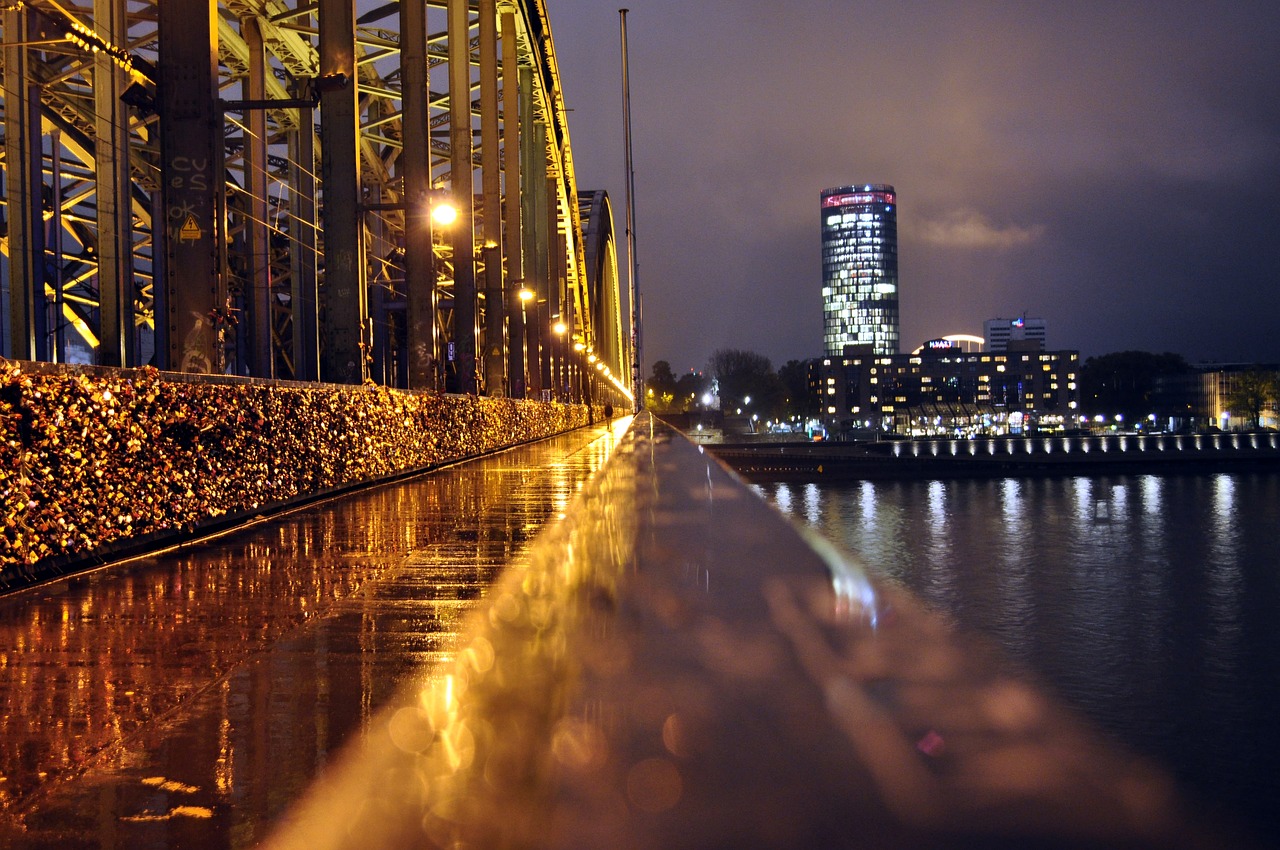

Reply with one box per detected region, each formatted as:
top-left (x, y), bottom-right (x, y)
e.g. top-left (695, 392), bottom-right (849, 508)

top-left (0, 415), bottom-right (1258, 849)
top-left (710, 430), bottom-right (1280, 481)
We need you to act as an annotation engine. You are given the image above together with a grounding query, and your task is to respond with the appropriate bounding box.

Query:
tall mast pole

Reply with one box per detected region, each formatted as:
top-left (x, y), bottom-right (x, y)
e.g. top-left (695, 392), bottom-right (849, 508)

top-left (620, 9), bottom-right (642, 410)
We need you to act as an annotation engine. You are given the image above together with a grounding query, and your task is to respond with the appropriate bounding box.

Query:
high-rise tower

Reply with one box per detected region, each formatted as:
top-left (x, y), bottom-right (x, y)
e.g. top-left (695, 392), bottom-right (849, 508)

top-left (821, 185), bottom-right (899, 356)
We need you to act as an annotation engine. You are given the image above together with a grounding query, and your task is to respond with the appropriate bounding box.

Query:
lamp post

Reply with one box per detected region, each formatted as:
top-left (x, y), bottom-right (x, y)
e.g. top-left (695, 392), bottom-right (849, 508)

top-left (620, 9), bottom-right (642, 410)
top-left (509, 282), bottom-right (531, 398)
top-left (551, 318), bottom-right (568, 401)
top-left (573, 338), bottom-right (587, 404)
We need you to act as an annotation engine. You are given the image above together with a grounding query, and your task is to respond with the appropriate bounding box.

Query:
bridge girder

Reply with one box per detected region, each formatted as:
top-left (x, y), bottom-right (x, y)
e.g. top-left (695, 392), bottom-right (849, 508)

top-left (0, 0), bottom-right (632, 404)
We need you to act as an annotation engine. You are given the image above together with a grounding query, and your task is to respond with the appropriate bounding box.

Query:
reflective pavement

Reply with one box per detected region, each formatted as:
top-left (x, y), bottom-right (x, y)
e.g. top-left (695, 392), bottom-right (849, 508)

top-left (0, 418), bottom-right (630, 849)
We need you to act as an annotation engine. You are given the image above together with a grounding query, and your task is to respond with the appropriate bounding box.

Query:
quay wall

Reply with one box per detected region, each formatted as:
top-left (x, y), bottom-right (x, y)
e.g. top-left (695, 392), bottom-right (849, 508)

top-left (712, 432), bottom-right (1280, 480)
top-left (1, 359), bottom-right (600, 590)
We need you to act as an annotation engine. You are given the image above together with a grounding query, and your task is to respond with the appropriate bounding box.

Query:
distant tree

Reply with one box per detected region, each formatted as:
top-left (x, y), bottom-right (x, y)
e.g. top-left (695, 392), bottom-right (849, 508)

top-left (1080, 351), bottom-right (1192, 421)
top-left (708, 348), bottom-right (784, 416)
top-left (673, 370), bottom-right (710, 410)
top-left (1226, 371), bottom-right (1278, 429)
top-left (777, 359), bottom-right (819, 419)
top-left (645, 360), bottom-right (679, 411)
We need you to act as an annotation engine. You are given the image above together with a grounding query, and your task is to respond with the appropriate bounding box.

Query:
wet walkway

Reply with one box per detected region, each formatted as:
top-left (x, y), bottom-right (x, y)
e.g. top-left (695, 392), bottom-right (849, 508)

top-left (0, 418), bottom-right (630, 849)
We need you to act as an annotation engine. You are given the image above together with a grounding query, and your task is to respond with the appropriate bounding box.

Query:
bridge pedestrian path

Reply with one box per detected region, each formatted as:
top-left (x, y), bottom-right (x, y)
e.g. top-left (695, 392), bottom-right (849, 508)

top-left (0, 417), bottom-right (630, 848)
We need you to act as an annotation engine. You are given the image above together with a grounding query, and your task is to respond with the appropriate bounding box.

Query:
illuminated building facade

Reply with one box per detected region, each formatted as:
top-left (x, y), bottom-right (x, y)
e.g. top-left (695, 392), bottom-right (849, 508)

top-left (818, 345), bottom-right (1080, 436)
top-left (821, 185), bottom-right (899, 356)
top-left (984, 316), bottom-right (1047, 352)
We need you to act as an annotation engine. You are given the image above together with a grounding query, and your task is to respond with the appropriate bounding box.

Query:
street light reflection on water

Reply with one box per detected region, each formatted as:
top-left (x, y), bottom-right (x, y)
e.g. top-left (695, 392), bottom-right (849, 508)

top-left (0, 419), bottom-right (629, 848)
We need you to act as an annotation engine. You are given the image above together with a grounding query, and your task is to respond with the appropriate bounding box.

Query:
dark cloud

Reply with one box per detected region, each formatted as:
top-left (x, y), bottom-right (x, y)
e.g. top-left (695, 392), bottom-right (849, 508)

top-left (551, 0), bottom-right (1280, 372)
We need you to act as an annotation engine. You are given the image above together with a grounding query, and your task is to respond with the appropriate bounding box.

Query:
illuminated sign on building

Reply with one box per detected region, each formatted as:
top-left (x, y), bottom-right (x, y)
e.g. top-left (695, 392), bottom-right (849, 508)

top-left (926, 339), bottom-right (955, 350)
top-left (822, 191), bottom-right (895, 208)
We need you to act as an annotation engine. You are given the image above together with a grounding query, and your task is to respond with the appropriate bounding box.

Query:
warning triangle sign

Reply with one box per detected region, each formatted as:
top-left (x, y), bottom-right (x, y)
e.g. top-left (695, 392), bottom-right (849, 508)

top-left (179, 214), bottom-right (202, 242)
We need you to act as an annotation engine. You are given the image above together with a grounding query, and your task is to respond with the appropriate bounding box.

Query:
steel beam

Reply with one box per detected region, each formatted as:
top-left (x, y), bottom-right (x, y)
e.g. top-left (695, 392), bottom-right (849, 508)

top-left (290, 104), bottom-right (320, 382)
top-left (158, 0), bottom-right (223, 373)
top-left (525, 116), bottom-right (548, 397)
top-left (401, 0), bottom-right (436, 390)
top-left (93, 0), bottom-right (136, 367)
top-left (3, 10), bottom-right (47, 361)
top-left (448, 0), bottom-right (476, 394)
top-left (479, 0), bottom-right (504, 396)
top-left (502, 11), bottom-right (524, 399)
top-left (240, 16), bottom-right (274, 378)
top-left (319, 0), bottom-right (365, 384)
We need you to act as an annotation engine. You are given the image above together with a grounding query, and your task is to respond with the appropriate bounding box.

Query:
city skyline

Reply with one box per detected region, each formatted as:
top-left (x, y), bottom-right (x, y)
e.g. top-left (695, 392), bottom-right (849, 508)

top-left (550, 0), bottom-right (1280, 375)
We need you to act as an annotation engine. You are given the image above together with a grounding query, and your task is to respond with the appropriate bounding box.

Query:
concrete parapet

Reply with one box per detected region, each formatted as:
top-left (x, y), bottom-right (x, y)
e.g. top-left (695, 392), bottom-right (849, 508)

top-left (0, 359), bottom-right (600, 589)
top-left (261, 413), bottom-right (1249, 849)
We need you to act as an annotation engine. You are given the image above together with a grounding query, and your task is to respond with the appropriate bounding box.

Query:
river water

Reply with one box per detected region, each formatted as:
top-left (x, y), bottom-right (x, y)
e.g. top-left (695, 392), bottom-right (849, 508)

top-left (755, 471), bottom-right (1280, 848)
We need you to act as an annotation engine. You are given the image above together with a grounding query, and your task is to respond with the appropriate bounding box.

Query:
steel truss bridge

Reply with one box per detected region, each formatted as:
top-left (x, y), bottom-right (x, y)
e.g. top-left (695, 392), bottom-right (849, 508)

top-left (0, 0), bottom-right (630, 402)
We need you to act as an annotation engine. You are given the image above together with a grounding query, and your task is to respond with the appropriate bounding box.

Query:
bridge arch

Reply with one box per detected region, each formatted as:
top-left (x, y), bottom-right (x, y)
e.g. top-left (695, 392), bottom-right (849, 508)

top-left (0, 0), bottom-right (630, 405)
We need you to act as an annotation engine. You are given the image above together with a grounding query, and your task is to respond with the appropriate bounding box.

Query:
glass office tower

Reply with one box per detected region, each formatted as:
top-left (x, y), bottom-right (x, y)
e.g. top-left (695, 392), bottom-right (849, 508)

top-left (821, 184), bottom-right (899, 356)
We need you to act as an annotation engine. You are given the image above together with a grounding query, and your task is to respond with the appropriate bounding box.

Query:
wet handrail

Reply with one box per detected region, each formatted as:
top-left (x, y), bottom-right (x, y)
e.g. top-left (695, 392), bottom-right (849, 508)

top-left (262, 412), bottom-right (1244, 849)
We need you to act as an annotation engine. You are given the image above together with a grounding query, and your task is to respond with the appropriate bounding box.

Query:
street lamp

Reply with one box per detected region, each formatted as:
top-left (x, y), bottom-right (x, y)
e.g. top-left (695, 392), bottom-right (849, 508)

top-left (432, 199), bottom-right (458, 225)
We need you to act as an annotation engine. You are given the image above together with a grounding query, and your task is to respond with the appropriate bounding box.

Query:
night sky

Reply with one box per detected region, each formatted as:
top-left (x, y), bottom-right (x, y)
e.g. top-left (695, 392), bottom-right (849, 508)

top-left (548, 0), bottom-right (1280, 376)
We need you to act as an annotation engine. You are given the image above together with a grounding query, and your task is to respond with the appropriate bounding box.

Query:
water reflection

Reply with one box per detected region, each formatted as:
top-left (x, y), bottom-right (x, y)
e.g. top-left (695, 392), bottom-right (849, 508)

top-left (757, 471), bottom-right (1280, 846)
top-left (994, 478), bottom-right (1033, 661)
top-left (802, 482), bottom-right (821, 527)
top-left (0, 422), bottom-right (626, 848)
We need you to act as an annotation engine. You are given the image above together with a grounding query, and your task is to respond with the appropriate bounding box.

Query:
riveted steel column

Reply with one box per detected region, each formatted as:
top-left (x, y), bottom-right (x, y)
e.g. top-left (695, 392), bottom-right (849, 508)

top-left (94, 0), bottom-right (135, 367)
top-left (519, 66), bottom-right (540, 397)
top-left (319, 0), bottom-right (365, 384)
top-left (547, 180), bottom-right (562, 398)
top-left (448, 0), bottom-right (477, 394)
top-left (3, 10), bottom-right (45, 360)
top-left (479, 0), bottom-right (505, 396)
top-left (290, 107), bottom-right (319, 381)
top-left (501, 12), bottom-right (524, 398)
top-left (158, 0), bottom-right (222, 373)
top-left (401, 0), bottom-right (435, 390)
top-left (241, 16), bottom-right (274, 378)
top-left (525, 117), bottom-right (548, 397)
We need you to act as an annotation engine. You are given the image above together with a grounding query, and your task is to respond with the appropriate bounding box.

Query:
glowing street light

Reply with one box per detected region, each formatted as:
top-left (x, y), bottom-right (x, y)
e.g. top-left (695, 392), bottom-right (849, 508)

top-left (430, 199), bottom-right (457, 226)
